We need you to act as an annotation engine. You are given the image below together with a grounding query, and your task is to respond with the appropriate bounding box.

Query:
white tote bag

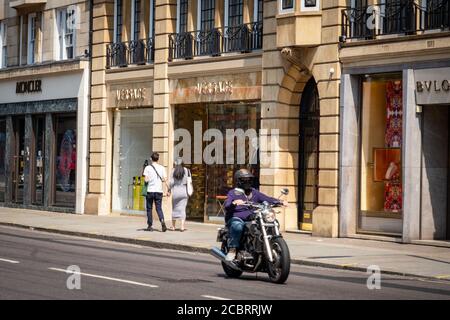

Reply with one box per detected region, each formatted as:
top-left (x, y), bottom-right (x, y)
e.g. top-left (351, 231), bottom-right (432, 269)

top-left (186, 168), bottom-right (194, 197)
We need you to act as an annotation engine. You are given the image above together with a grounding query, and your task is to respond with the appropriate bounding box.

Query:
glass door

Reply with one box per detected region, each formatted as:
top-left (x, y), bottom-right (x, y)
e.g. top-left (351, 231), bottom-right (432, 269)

top-left (12, 117), bottom-right (25, 204)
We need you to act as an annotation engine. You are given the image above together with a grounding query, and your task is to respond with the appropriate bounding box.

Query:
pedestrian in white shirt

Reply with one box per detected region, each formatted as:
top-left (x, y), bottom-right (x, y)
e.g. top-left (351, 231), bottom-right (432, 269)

top-left (143, 152), bottom-right (168, 232)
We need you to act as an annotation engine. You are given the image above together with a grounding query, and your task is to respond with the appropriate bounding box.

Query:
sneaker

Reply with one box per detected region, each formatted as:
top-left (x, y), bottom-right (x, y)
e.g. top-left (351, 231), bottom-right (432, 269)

top-left (145, 226), bottom-right (154, 232)
top-left (225, 248), bottom-right (237, 262)
top-left (161, 222), bottom-right (167, 232)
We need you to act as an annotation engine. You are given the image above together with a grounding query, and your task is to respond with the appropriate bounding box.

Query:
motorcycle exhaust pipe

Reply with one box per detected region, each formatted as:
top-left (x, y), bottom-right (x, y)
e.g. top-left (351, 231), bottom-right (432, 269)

top-left (210, 247), bottom-right (241, 271)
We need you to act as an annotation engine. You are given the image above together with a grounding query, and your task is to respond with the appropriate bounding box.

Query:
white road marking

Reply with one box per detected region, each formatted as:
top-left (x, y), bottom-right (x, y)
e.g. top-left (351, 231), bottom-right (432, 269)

top-left (0, 258), bottom-right (20, 264)
top-left (201, 295), bottom-right (231, 300)
top-left (48, 268), bottom-right (159, 288)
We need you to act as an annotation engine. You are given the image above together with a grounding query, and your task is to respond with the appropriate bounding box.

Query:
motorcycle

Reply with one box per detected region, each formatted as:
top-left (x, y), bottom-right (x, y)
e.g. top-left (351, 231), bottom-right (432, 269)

top-left (210, 188), bottom-right (291, 284)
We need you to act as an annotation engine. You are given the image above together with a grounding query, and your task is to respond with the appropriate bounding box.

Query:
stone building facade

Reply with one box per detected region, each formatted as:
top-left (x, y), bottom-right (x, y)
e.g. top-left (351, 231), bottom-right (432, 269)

top-left (85, 0), bottom-right (343, 237)
top-left (339, 0), bottom-right (450, 242)
top-left (0, 0), bottom-right (90, 213)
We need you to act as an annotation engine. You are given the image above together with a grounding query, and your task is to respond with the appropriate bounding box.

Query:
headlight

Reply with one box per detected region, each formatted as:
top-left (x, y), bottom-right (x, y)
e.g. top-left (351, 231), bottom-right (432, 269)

top-left (264, 211), bottom-right (276, 223)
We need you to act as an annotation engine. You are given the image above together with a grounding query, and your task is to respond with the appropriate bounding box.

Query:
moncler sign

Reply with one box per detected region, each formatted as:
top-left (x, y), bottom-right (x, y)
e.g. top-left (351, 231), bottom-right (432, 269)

top-left (16, 80), bottom-right (42, 94)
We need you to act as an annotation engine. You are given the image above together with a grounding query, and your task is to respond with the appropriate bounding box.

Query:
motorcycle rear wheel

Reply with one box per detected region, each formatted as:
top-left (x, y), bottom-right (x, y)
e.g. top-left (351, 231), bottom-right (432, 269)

top-left (221, 243), bottom-right (243, 278)
top-left (267, 237), bottom-right (291, 284)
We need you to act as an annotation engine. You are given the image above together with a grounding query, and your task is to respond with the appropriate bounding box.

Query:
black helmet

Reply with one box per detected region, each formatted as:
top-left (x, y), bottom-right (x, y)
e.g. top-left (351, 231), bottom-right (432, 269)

top-left (234, 169), bottom-right (254, 191)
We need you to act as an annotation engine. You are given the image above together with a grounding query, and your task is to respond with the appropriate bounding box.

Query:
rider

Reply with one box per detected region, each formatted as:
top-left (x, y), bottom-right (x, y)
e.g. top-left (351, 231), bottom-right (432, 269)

top-left (224, 168), bottom-right (288, 261)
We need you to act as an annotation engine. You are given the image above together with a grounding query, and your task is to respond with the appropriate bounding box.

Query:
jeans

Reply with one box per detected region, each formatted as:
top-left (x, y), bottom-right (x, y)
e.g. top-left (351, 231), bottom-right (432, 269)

top-left (146, 192), bottom-right (165, 227)
top-left (227, 217), bottom-right (245, 248)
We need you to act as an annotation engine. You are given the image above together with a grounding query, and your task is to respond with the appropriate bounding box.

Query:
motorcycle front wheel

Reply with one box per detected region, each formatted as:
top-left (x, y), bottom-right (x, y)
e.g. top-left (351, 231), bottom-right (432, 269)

top-left (221, 242), bottom-right (243, 278)
top-left (266, 237), bottom-right (291, 284)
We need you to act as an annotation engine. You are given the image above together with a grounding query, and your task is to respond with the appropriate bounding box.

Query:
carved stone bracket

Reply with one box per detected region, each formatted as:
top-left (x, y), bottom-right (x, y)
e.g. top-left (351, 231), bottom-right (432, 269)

top-left (280, 47), bottom-right (310, 75)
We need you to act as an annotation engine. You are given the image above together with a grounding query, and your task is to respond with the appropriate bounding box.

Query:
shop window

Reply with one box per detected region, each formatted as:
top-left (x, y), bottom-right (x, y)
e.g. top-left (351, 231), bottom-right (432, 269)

top-left (0, 119), bottom-right (5, 202)
top-left (174, 103), bottom-right (261, 222)
top-left (54, 115), bottom-right (77, 208)
top-left (359, 74), bottom-right (403, 235)
top-left (112, 108), bottom-right (153, 214)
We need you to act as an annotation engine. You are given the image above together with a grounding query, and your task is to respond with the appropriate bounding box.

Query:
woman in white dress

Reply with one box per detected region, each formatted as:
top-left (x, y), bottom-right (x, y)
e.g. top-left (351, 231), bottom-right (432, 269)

top-left (168, 158), bottom-right (189, 231)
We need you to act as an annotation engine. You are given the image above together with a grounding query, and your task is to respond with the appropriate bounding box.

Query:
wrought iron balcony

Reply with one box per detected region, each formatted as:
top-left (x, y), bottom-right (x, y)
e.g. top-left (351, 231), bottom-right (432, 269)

top-left (340, 0), bottom-right (450, 42)
top-left (106, 38), bottom-right (154, 68)
top-left (168, 22), bottom-right (263, 61)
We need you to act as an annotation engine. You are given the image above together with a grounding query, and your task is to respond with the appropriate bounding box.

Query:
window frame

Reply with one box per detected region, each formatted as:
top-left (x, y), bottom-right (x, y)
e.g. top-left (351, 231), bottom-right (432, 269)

top-left (27, 13), bottom-right (37, 65)
top-left (301, 0), bottom-right (320, 12)
top-left (279, 0), bottom-right (295, 14)
top-left (176, 0), bottom-right (189, 33)
top-left (56, 7), bottom-right (76, 61)
top-left (0, 21), bottom-right (7, 68)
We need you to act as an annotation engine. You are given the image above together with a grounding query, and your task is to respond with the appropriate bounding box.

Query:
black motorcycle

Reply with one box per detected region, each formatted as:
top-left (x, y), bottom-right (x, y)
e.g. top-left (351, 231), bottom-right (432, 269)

top-left (211, 188), bottom-right (291, 284)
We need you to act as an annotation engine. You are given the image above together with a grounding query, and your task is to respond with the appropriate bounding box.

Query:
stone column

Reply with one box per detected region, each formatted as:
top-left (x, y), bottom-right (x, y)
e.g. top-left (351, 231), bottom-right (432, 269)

top-left (4, 116), bottom-right (13, 203)
top-left (85, 0), bottom-right (114, 215)
top-left (339, 74), bottom-right (361, 237)
top-left (402, 69), bottom-right (422, 242)
top-left (152, 0), bottom-right (176, 222)
top-left (23, 115), bottom-right (33, 205)
top-left (44, 113), bottom-right (53, 207)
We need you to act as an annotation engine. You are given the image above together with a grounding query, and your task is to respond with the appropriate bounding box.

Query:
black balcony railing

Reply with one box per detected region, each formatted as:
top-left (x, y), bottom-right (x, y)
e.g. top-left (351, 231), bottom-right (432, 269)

top-left (168, 22), bottom-right (263, 61)
top-left (106, 38), bottom-right (155, 68)
top-left (340, 0), bottom-right (450, 41)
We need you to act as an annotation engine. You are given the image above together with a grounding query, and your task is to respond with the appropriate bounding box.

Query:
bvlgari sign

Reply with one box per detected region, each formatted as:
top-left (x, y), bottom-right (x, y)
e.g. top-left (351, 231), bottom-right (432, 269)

top-left (415, 67), bottom-right (450, 105)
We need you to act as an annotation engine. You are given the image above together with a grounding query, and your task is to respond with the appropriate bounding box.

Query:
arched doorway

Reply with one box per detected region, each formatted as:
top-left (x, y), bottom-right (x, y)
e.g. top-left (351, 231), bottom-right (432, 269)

top-left (298, 77), bottom-right (320, 231)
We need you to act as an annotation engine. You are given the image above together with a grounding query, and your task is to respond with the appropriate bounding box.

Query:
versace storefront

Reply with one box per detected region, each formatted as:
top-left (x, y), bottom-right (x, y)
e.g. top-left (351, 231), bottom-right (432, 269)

top-left (0, 64), bottom-right (89, 213)
top-left (340, 63), bottom-right (450, 242)
top-left (108, 80), bottom-right (154, 215)
top-left (170, 72), bottom-right (262, 223)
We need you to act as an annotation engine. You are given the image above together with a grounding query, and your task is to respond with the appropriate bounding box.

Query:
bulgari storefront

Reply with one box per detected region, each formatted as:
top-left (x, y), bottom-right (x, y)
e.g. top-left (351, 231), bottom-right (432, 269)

top-left (340, 62), bottom-right (450, 242)
top-left (170, 72), bottom-right (261, 223)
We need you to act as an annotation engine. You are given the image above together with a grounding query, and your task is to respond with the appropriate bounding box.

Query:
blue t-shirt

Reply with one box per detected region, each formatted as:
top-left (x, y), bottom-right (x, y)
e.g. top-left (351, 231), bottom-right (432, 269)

top-left (224, 188), bottom-right (281, 223)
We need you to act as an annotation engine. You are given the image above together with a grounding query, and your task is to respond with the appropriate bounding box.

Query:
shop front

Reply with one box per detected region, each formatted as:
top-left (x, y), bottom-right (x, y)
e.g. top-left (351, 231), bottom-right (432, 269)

top-left (0, 69), bottom-right (89, 213)
top-left (340, 63), bottom-right (450, 242)
top-left (170, 72), bottom-right (261, 223)
top-left (109, 81), bottom-right (154, 215)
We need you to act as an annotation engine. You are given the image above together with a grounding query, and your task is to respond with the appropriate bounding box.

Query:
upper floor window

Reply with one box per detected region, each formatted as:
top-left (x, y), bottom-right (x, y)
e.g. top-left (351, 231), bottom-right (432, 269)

top-left (114, 0), bottom-right (123, 43)
top-left (57, 7), bottom-right (76, 60)
top-left (132, 0), bottom-right (141, 41)
top-left (228, 0), bottom-right (243, 27)
top-left (28, 14), bottom-right (37, 64)
top-left (280, 0), bottom-right (294, 13)
top-left (301, 0), bottom-right (320, 11)
top-left (177, 0), bottom-right (189, 33)
top-left (0, 21), bottom-right (6, 68)
top-left (149, 0), bottom-right (155, 38)
top-left (199, 0), bottom-right (215, 31)
top-left (255, 0), bottom-right (263, 22)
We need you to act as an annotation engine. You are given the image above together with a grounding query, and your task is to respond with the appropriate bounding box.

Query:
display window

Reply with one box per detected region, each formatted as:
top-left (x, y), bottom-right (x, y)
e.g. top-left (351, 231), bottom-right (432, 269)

top-left (174, 102), bottom-right (261, 222)
top-left (54, 114), bottom-right (77, 208)
top-left (112, 108), bottom-right (153, 214)
top-left (359, 73), bottom-right (403, 235)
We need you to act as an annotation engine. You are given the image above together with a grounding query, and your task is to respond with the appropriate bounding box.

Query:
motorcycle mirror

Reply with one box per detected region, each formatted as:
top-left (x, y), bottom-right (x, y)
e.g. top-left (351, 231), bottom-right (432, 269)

top-left (280, 188), bottom-right (289, 196)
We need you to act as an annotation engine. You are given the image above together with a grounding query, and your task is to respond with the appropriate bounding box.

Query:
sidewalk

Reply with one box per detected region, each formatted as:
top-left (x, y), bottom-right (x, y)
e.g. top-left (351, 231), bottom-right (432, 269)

top-left (1, 207), bottom-right (450, 281)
